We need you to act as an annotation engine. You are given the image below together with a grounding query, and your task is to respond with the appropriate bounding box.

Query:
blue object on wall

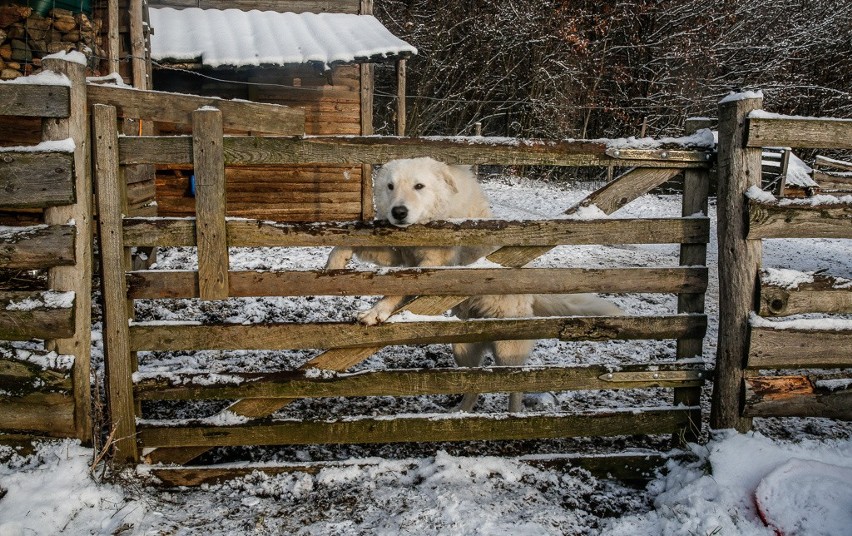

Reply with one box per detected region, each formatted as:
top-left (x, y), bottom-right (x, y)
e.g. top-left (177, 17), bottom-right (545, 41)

top-left (189, 174), bottom-right (196, 197)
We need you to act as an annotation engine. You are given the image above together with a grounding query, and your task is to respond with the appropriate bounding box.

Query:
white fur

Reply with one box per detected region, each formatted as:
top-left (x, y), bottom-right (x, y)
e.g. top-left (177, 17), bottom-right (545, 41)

top-left (326, 157), bottom-right (622, 412)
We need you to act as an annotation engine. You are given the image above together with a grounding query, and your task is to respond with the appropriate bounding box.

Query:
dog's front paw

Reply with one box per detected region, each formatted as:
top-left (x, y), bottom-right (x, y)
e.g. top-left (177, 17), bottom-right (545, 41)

top-left (356, 306), bottom-right (391, 326)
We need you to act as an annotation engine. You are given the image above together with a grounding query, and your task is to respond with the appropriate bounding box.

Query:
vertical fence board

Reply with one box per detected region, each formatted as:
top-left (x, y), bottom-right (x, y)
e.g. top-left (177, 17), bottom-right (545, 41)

top-left (711, 95), bottom-right (764, 432)
top-left (93, 104), bottom-right (139, 463)
top-left (192, 109), bottom-right (229, 300)
top-left (41, 56), bottom-right (93, 444)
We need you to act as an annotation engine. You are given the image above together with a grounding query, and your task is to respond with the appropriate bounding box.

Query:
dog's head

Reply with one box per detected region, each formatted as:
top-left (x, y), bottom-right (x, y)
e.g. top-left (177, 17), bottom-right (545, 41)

top-left (374, 157), bottom-right (460, 227)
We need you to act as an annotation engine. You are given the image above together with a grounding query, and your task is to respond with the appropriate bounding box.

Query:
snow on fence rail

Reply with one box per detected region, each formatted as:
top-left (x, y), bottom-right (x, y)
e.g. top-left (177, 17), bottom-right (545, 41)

top-left (92, 99), bottom-right (714, 473)
top-left (0, 56), bottom-right (91, 442)
top-left (713, 95), bottom-right (852, 430)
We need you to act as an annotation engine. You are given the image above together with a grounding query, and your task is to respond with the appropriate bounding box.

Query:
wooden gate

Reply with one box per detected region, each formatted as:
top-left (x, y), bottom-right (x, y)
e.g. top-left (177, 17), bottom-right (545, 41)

top-left (92, 99), bottom-right (714, 481)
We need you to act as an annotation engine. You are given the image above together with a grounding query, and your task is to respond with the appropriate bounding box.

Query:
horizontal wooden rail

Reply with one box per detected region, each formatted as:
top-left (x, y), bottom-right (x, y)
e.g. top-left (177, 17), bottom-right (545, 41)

top-left (123, 217), bottom-right (710, 248)
top-left (127, 266), bottom-right (708, 300)
top-left (138, 407), bottom-right (693, 448)
top-left (0, 84), bottom-right (70, 117)
top-left (129, 314), bottom-right (706, 352)
top-left (748, 326), bottom-right (852, 369)
top-left (748, 116), bottom-right (852, 150)
top-left (0, 152), bottom-right (75, 209)
top-left (812, 170), bottom-right (852, 191)
top-left (87, 83), bottom-right (306, 135)
top-left (134, 363), bottom-right (707, 401)
top-left (743, 375), bottom-right (851, 420)
top-left (748, 200), bottom-right (852, 239)
top-left (118, 135), bottom-right (713, 168)
top-left (759, 273), bottom-right (852, 317)
top-left (0, 291), bottom-right (75, 341)
top-left (0, 225), bottom-right (75, 269)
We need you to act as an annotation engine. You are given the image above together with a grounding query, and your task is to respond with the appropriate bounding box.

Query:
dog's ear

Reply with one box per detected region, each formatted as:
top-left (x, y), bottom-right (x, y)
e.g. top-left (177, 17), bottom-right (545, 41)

top-left (438, 166), bottom-right (459, 194)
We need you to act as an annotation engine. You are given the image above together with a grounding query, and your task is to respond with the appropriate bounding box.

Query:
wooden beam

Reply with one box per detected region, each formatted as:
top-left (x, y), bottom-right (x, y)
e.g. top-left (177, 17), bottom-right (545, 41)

top-left (815, 155), bottom-right (852, 172)
top-left (87, 84), bottom-right (306, 135)
top-left (121, 217), bottom-right (710, 248)
top-left (565, 167), bottom-right (682, 215)
top-left (0, 153), bottom-right (75, 209)
top-left (748, 200), bottom-right (852, 239)
top-left (812, 170), bottom-right (852, 191)
top-left (0, 291), bottom-right (75, 341)
top-left (127, 266), bottom-right (708, 300)
top-left (712, 94), bottom-right (763, 432)
top-left (138, 408), bottom-right (692, 449)
top-left (130, 0), bottom-right (147, 89)
top-left (743, 375), bottom-right (852, 419)
top-left (92, 104), bottom-right (139, 463)
top-left (107, 0), bottom-right (120, 75)
top-left (192, 109), bottom-right (229, 300)
top-left (135, 363), bottom-right (705, 401)
top-left (759, 273), bottom-right (852, 317)
top-left (748, 326), bottom-right (852, 369)
top-left (0, 225), bottom-right (75, 269)
top-left (0, 84), bottom-right (70, 117)
top-left (748, 116), bottom-right (852, 150)
top-left (396, 58), bottom-right (406, 136)
top-left (118, 135), bottom-right (713, 168)
top-left (129, 315), bottom-right (706, 352)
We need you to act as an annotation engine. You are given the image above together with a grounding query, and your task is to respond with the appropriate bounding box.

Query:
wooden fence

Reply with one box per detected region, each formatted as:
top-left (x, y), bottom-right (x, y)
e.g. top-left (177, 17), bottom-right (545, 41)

top-left (0, 57), bottom-right (91, 443)
top-left (91, 94), bottom-right (714, 481)
top-left (713, 95), bottom-right (852, 430)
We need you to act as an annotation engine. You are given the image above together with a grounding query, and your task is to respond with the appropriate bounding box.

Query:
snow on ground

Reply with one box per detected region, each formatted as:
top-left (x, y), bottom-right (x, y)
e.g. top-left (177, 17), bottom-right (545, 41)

top-left (1, 176), bottom-right (851, 535)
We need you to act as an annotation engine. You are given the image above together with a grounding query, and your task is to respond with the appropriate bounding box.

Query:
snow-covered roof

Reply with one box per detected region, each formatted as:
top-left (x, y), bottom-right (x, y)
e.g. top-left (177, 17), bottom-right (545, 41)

top-left (149, 8), bottom-right (417, 69)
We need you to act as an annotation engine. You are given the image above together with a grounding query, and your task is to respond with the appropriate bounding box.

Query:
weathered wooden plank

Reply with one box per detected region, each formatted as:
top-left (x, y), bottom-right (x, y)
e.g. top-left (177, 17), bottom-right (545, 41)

top-left (748, 200), bottom-right (852, 239)
top-left (118, 135), bottom-right (713, 168)
top-left (127, 266), bottom-right (707, 300)
top-left (87, 84), bottom-right (306, 135)
top-left (565, 168), bottom-right (682, 215)
top-left (129, 315), bottom-right (706, 352)
top-left (0, 152), bottom-right (75, 209)
top-left (0, 291), bottom-right (75, 341)
top-left (759, 273), bottom-right (852, 317)
top-left (0, 225), bottom-right (75, 269)
top-left (138, 407), bottom-right (692, 448)
top-left (92, 104), bottom-right (139, 463)
top-left (148, 0), bottom-right (361, 14)
top-left (192, 109), bottom-right (229, 300)
top-left (748, 116), bottom-right (852, 150)
top-left (748, 326), bottom-right (852, 369)
top-left (743, 375), bottom-right (851, 420)
top-left (122, 217), bottom-right (710, 248)
top-left (712, 94), bottom-right (763, 432)
top-left (0, 84), bottom-right (70, 117)
top-left (0, 393), bottom-right (76, 436)
top-left (135, 364), bottom-right (705, 401)
top-left (815, 155), bottom-right (852, 172)
top-left (812, 170), bottom-right (852, 191)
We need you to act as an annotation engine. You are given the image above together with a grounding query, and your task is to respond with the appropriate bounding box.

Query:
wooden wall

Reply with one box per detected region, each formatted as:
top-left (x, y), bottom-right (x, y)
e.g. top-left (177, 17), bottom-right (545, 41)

top-left (152, 64), bottom-right (364, 221)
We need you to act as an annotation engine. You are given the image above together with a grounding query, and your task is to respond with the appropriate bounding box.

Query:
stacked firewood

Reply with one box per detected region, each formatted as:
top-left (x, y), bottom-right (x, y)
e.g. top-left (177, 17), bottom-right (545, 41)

top-left (0, 4), bottom-right (102, 80)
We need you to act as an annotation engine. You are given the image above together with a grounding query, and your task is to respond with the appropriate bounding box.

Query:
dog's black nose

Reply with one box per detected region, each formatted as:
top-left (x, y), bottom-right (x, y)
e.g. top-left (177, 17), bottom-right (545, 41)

top-left (391, 206), bottom-right (408, 221)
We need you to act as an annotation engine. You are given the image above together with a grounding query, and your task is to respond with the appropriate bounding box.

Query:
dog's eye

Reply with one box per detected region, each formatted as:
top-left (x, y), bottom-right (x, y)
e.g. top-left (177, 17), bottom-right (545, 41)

top-left (414, 183), bottom-right (425, 190)
top-left (387, 184), bottom-right (394, 190)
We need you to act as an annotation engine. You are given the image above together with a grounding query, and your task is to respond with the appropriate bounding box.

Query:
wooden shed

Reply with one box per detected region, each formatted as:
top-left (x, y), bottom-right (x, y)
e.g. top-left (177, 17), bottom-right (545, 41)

top-left (147, 0), bottom-right (416, 222)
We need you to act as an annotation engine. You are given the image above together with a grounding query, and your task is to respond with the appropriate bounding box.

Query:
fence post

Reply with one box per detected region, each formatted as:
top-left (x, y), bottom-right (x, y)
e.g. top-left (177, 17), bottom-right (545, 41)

top-left (711, 93), bottom-right (763, 431)
top-left (93, 104), bottom-right (139, 462)
top-left (41, 54), bottom-right (93, 444)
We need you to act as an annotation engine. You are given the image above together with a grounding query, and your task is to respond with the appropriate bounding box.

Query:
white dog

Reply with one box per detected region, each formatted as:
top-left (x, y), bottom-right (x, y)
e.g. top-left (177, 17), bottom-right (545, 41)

top-left (326, 157), bottom-right (622, 412)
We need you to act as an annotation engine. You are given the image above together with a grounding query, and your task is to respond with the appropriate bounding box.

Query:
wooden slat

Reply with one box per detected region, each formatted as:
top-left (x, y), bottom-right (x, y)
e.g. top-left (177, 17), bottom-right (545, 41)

top-left (0, 291), bottom-right (75, 341)
top-left (748, 326), bottom-right (852, 369)
top-left (565, 168), bottom-right (682, 215)
top-left (192, 109), bottom-right (229, 300)
top-left (122, 217), bottom-right (710, 248)
top-left (815, 155), bottom-right (852, 172)
top-left (743, 375), bottom-right (851, 420)
top-left (0, 225), bottom-right (75, 269)
top-left (87, 84), bottom-right (306, 135)
top-left (127, 266), bottom-right (707, 300)
top-left (812, 170), bottom-right (852, 191)
top-left (129, 315), bottom-right (706, 352)
top-left (0, 84), bottom-right (70, 117)
top-left (759, 273), bottom-right (852, 317)
top-left (0, 393), bottom-right (76, 436)
top-left (149, 0), bottom-right (361, 14)
top-left (748, 116), bottom-right (852, 150)
top-left (138, 407), bottom-right (693, 448)
top-left (0, 152), bottom-right (75, 209)
top-left (135, 363), bottom-right (705, 401)
top-left (748, 200), bottom-right (852, 239)
top-left (119, 135), bottom-right (713, 168)
top-left (92, 104), bottom-right (139, 463)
